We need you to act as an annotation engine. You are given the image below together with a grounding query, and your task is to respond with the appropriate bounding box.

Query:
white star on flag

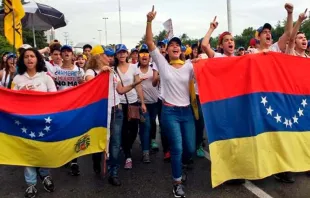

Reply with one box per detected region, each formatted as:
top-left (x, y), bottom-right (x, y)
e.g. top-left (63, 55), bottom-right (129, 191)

top-left (38, 132), bottom-right (45, 137)
top-left (288, 119), bottom-right (293, 128)
top-left (44, 117), bottom-right (52, 124)
top-left (21, 127), bottom-right (27, 133)
top-left (261, 96), bottom-right (268, 106)
top-left (301, 99), bottom-right (307, 108)
top-left (292, 115), bottom-right (299, 124)
top-left (298, 108), bottom-right (304, 117)
top-left (266, 106), bottom-right (274, 115)
top-left (283, 118), bottom-right (289, 128)
top-left (44, 126), bottom-right (51, 132)
top-left (15, 120), bottom-right (21, 125)
top-left (274, 114), bottom-right (282, 123)
top-left (29, 132), bottom-right (36, 138)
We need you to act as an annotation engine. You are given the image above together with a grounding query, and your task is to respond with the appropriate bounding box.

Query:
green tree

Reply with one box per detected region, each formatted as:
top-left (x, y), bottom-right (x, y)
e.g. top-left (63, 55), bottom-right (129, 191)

top-left (299, 18), bottom-right (310, 39)
top-left (0, 34), bottom-right (13, 54)
top-left (153, 30), bottom-right (168, 43)
top-left (234, 27), bottom-right (256, 48)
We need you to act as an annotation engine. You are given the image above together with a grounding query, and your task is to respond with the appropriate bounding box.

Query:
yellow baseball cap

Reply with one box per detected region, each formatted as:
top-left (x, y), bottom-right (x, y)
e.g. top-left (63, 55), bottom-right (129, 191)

top-left (77, 53), bottom-right (88, 60)
top-left (185, 47), bottom-right (192, 56)
top-left (91, 45), bottom-right (105, 56)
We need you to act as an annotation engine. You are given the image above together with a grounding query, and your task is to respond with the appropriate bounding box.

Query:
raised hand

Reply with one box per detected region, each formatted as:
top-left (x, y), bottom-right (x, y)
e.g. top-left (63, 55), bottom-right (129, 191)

top-left (298, 9), bottom-right (308, 21)
top-left (285, 3), bottom-right (294, 14)
top-left (210, 16), bottom-right (219, 30)
top-left (147, 5), bottom-right (157, 22)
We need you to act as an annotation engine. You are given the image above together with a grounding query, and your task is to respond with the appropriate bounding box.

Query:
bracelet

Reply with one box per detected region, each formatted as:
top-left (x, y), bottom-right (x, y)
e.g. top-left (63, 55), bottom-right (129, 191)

top-left (147, 21), bottom-right (152, 24)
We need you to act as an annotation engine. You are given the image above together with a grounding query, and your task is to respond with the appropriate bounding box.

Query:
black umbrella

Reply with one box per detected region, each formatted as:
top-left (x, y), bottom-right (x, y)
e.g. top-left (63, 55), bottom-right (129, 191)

top-left (0, 1), bottom-right (67, 47)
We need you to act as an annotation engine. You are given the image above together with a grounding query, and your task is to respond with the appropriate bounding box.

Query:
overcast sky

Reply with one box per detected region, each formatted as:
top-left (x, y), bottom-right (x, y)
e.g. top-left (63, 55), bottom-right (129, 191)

top-left (37, 0), bottom-right (309, 48)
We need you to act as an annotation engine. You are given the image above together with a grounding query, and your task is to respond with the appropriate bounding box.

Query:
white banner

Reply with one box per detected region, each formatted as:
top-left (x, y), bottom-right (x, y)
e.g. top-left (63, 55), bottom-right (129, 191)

top-left (163, 18), bottom-right (174, 40)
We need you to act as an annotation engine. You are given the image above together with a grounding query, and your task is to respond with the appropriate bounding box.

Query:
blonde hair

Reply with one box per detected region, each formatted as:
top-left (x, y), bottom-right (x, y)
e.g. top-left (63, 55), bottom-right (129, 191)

top-left (86, 54), bottom-right (104, 70)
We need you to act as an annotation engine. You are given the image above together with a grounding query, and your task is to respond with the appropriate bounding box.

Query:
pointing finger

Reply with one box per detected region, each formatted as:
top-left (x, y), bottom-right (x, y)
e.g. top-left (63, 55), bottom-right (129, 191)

top-left (304, 8), bottom-right (308, 14)
top-left (213, 16), bottom-right (217, 22)
top-left (152, 5), bottom-right (154, 12)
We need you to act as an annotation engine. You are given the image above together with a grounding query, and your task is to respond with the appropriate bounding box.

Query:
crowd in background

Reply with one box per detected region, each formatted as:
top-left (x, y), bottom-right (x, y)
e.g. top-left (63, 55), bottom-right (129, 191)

top-left (1, 3), bottom-right (310, 198)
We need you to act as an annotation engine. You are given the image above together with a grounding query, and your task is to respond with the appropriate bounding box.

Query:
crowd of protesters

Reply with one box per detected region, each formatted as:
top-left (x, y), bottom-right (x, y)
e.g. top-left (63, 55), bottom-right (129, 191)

top-left (1, 3), bottom-right (310, 198)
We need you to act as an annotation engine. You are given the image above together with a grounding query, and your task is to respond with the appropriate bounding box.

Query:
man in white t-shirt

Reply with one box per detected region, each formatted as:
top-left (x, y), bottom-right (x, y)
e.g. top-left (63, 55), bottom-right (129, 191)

top-left (54, 45), bottom-right (85, 91)
top-left (53, 45), bottom-right (85, 176)
top-left (253, 3), bottom-right (293, 53)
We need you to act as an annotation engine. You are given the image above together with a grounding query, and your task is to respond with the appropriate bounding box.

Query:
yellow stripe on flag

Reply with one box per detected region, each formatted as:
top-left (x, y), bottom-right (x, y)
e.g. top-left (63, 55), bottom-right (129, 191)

top-left (210, 131), bottom-right (310, 187)
top-left (0, 127), bottom-right (107, 168)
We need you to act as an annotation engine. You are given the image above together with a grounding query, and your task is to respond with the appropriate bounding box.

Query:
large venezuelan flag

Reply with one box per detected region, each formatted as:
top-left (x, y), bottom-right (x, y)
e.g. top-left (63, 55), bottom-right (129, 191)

top-left (194, 52), bottom-right (310, 188)
top-left (0, 73), bottom-right (109, 168)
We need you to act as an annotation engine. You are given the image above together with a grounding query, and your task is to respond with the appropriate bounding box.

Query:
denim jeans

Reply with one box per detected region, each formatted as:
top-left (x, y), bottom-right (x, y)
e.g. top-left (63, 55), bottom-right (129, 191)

top-left (146, 103), bottom-right (159, 141)
top-left (139, 111), bottom-right (150, 152)
top-left (194, 95), bottom-right (205, 148)
top-left (157, 99), bottom-right (170, 153)
top-left (24, 167), bottom-right (49, 185)
top-left (108, 105), bottom-right (123, 177)
top-left (161, 104), bottom-right (195, 181)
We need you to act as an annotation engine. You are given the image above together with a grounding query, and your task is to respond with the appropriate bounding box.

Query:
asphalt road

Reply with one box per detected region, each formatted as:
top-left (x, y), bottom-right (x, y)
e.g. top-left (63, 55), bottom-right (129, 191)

top-left (1, 134), bottom-right (310, 198)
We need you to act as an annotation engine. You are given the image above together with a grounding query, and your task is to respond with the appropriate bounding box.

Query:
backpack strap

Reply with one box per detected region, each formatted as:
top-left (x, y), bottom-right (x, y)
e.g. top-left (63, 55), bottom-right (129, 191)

top-left (92, 69), bottom-right (98, 76)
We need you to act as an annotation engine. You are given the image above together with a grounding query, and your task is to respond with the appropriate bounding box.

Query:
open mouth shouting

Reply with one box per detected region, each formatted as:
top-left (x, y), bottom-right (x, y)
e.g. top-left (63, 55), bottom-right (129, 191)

top-left (172, 49), bottom-right (180, 56)
top-left (266, 36), bottom-right (272, 43)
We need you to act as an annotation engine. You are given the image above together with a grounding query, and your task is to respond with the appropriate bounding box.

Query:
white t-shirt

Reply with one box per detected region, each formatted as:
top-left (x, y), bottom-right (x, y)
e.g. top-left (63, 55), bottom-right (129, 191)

top-left (45, 61), bottom-right (57, 78)
top-left (150, 48), bottom-right (194, 106)
top-left (85, 69), bottom-right (121, 108)
top-left (54, 65), bottom-right (85, 91)
top-left (136, 64), bottom-right (159, 104)
top-left (0, 69), bottom-right (11, 88)
top-left (117, 64), bottom-right (139, 104)
top-left (12, 72), bottom-right (57, 92)
top-left (198, 53), bottom-right (208, 59)
top-left (214, 52), bottom-right (230, 58)
top-left (252, 42), bottom-right (281, 53)
top-left (151, 63), bottom-right (163, 100)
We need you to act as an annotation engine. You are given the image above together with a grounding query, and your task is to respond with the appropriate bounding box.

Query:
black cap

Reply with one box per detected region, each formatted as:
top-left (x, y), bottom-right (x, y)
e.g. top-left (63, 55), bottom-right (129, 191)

top-left (168, 37), bottom-right (182, 46)
top-left (83, 44), bottom-right (92, 50)
top-left (257, 23), bottom-right (272, 35)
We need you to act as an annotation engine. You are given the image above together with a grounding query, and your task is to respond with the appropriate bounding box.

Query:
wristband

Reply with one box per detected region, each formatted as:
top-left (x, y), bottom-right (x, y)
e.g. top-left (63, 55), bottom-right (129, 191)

top-left (147, 21), bottom-right (152, 24)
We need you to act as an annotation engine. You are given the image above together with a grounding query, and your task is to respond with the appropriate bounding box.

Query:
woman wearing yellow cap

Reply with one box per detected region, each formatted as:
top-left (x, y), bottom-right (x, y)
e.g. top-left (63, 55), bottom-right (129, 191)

top-left (85, 45), bottom-right (145, 186)
top-left (75, 54), bottom-right (87, 70)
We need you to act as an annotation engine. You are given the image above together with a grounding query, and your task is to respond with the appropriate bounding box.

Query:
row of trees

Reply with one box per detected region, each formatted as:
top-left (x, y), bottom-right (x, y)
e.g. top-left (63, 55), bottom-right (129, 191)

top-left (0, 0), bottom-right (48, 54)
top-left (138, 18), bottom-right (310, 49)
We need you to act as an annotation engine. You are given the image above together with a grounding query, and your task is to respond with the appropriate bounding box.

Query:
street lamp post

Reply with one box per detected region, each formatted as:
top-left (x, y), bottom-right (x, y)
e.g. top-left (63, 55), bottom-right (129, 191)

top-left (227, 0), bottom-right (232, 33)
top-left (118, 0), bottom-right (122, 43)
top-left (103, 17), bottom-right (108, 46)
top-left (98, 30), bottom-right (102, 44)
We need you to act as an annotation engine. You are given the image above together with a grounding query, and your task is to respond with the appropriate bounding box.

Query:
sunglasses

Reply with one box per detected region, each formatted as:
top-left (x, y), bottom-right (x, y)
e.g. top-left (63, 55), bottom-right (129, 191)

top-left (139, 53), bottom-right (149, 57)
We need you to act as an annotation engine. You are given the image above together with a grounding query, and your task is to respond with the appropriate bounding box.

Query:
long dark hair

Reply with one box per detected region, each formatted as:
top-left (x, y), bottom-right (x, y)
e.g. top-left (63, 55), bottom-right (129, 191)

top-left (16, 48), bottom-right (47, 75)
top-left (114, 52), bottom-right (129, 69)
top-left (2, 56), bottom-right (16, 88)
top-left (0, 52), bottom-right (9, 70)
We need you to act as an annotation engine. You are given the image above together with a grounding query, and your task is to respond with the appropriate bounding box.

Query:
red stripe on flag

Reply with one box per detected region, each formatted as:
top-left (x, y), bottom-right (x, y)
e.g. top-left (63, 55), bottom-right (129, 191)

top-left (0, 72), bottom-right (109, 115)
top-left (194, 52), bottom-right (310, 104)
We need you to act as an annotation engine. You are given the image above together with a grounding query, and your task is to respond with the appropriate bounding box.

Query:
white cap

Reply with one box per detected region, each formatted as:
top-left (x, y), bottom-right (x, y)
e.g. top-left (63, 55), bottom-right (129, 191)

top-left (19, 44), bottom-right (32, 49)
